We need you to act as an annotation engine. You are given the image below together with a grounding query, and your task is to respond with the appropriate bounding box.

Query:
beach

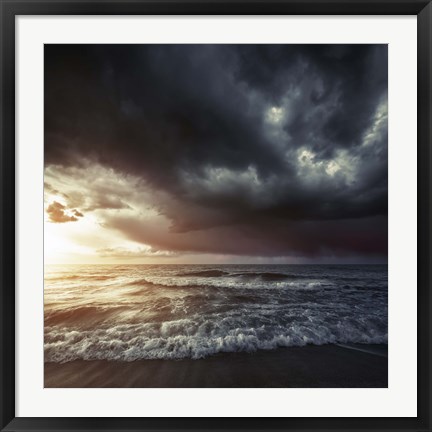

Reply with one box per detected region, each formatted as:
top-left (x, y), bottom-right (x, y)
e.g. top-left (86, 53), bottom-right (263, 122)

top-left (45, 343), bottom-right (387, 388)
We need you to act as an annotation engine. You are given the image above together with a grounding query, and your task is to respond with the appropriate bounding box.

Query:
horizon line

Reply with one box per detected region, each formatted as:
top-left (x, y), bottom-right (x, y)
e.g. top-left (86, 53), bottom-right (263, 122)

top-left (44, 262), bottom-right (388, 266)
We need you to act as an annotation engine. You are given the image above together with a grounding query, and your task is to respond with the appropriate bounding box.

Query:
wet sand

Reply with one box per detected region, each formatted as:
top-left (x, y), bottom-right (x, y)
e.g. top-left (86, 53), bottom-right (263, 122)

top-left (44, 343), bottom-right (387, 388)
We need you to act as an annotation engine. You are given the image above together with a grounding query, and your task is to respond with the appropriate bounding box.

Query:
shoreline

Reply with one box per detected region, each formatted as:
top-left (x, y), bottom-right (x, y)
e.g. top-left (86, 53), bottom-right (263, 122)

top-left (44, 343), bottom-right (388, 388)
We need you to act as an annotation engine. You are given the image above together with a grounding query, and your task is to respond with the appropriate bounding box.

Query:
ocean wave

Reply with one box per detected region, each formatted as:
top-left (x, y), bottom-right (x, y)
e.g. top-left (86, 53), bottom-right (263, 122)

top-left (44, 264), bottom-right (388, 363)
top-left (126, 277), bottom-right (327, 291)
top-left (233, 272), bottom-right (307, 281)
top-left (177, 270), bottom-right (230, 277)
top-left (175, 270), bottom-right (306, 281)
top-left (44, 318), bottom-right (387, 363)
top-left (44, 305), bottom-right (128, 327)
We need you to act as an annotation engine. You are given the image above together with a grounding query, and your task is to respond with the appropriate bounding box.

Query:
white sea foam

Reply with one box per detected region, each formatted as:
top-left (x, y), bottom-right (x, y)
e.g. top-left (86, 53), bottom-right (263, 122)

top-left (131, 276), bottom-right (330, 291)
top-left (44, 327), bottom-right (387, 363)
top-left (44, 312), bottom-right (388, 362)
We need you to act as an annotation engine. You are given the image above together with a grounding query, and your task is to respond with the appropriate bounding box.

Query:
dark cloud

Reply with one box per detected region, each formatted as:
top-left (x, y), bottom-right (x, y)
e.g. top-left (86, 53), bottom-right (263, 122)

top-left (105, 214), bottom-right (387, 258)
top-left (46, 201), bottom-right (83, 223)
top-left (44, 44), bottom-right (388, 260)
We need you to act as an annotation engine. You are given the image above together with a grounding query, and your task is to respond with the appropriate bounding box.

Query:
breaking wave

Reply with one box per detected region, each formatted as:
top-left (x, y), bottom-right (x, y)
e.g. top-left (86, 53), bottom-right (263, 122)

top-left (44, 316), bottom-right (387, 362)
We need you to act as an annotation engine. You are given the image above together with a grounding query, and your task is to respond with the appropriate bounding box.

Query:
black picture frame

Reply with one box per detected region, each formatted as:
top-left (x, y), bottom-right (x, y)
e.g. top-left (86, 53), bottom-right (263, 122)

top-left (1, 1), bottom-right (431, 431)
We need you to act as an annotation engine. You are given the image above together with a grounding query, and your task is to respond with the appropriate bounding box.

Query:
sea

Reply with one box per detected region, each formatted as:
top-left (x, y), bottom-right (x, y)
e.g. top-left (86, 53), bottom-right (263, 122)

top-left (44, 264), bottom-right (388, 363)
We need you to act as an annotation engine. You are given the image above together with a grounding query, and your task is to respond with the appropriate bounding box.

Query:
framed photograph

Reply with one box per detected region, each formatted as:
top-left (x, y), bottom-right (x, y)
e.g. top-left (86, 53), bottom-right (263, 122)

top-left (1, 0), bottom-right (431, 431)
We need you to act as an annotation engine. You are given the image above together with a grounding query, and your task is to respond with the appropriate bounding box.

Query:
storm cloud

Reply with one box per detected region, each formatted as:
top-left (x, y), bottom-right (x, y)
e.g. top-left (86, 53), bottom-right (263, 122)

top-left (44, 44), bottom-right (388, 261)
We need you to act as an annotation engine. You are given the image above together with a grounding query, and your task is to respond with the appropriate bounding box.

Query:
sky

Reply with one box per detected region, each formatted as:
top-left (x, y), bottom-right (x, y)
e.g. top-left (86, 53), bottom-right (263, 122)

top-left (44, 44), bottom-right (388, 264)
